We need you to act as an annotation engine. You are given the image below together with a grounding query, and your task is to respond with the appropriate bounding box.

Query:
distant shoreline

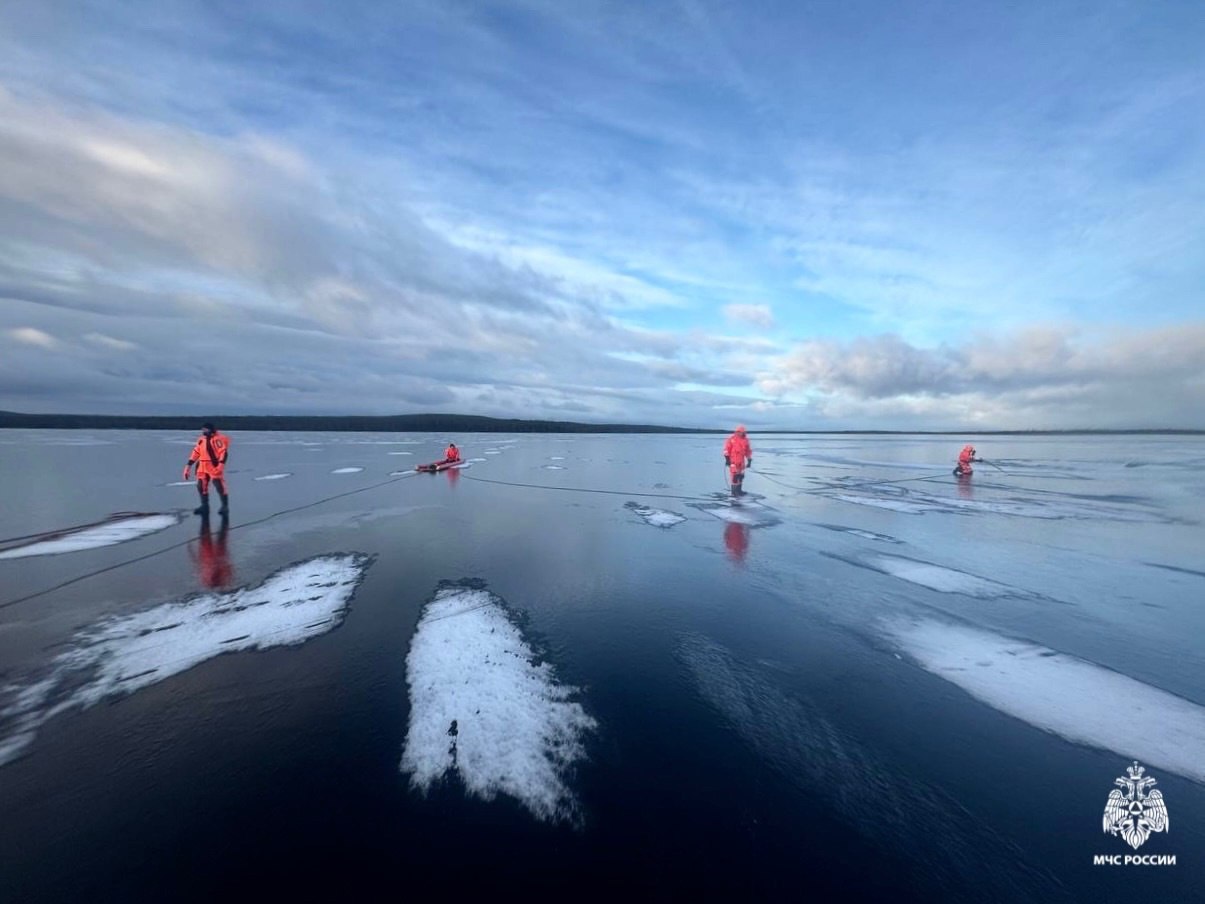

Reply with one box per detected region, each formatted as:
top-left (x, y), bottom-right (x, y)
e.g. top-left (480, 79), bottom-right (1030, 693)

top-left (0, 411), bottom-right (1201, 435)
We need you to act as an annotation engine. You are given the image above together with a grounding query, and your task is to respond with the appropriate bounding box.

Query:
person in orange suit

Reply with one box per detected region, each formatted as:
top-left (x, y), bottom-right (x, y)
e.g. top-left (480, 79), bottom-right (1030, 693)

top-left (953, 444), bottom-right (982, 477)
top-left (444, 443), bottom-right (461, 463)
top-left (723, 425), bottom-right (753, 494)
top-left (184, 422), bottom-right (231, 516)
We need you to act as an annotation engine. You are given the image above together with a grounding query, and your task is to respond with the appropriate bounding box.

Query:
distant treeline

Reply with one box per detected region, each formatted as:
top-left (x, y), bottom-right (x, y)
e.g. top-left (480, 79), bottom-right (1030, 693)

top-left (0, 411), bottom-right (717, 434)
top-left (0, 411), bottom-right (1200, 435)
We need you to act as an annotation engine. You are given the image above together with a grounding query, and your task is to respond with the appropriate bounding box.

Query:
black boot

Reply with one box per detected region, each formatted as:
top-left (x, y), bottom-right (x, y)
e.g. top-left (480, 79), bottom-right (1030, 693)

top-left (218, 494), bottom-right (229, 516)
top-left (194, 495), bottom-right (210, 516)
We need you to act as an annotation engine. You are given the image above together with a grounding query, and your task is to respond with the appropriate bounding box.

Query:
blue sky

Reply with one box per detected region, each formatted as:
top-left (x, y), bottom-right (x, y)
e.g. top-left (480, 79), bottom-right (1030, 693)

top-left (1, 0), bottom-right (1202, 428)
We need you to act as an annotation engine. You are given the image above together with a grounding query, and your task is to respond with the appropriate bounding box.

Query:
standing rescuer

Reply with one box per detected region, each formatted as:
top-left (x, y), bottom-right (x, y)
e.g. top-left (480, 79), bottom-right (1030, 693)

top-left (184, 422), bottom-right (231, 516)
top-left (723, 425), bottom-right (753, 493)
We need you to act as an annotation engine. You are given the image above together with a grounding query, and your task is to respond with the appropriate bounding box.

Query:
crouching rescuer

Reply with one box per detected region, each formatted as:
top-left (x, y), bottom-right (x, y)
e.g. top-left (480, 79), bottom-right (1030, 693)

top-left (184, 422), bottom-right (231, 516)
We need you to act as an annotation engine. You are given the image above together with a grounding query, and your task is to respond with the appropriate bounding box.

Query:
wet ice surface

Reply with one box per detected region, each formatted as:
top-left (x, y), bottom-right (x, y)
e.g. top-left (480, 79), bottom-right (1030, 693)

top-left (678, 634), bottom-right (1070, 900)
top-left (0, 513), bottom-right (180, 559)
top-left (400, 583), bottom-right (596, 823)
top-left (0, 430), bottom-right (1202, 899)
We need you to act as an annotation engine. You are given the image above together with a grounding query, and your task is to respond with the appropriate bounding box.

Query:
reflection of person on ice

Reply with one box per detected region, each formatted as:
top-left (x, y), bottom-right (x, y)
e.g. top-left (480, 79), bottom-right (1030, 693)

top-left (953, 444), bottom-right (982, 477)
top-left (184, 422), bottom-right (230, 516)
top-left (723, 425), bottom-right (752, 494)
top-left (191, 512), bottom-right (233, 588)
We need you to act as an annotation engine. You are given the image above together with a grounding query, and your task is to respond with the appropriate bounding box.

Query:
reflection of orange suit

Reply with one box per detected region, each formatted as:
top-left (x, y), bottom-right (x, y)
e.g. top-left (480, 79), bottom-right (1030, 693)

top-left (191, 519), bottom-right (233, 588)
top-left (724, 522), bottom-right (750, 565)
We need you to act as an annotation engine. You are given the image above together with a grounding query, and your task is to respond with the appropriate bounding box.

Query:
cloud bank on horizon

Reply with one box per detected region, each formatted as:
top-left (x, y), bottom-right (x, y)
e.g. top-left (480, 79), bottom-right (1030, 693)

top-left (0, 0), bottom-right (1202, 429)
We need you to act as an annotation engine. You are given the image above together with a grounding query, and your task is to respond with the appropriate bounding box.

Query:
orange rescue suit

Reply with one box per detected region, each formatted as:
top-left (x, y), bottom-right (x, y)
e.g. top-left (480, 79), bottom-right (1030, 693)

top-left (957, 444), bottom-right (976, 475)
top-left (724, 432), bottom-right (752, 468)
top-left (189, 431), bottom-right (230, 478)
top-left (444, 445), bottom-right (461, 462)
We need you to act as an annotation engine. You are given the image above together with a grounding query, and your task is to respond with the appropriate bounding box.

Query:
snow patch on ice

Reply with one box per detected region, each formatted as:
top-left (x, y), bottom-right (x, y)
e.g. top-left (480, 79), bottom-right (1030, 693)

top-left (543, 465), bottom-right (565, 470)
top-left (833, 494), bottom-right (937, 515)
top-left (164, 481), bottom-right (194, 487)
top-left (0, 514), bottom-right (181, 560)
top-left (400, 584), bottom-right (596, 823)
top-left (885, 619), bottom-right (1205, 785)
top-left (550, 456), bottom-right (565, 460)
top-left (388, 451), bottom-right (413, 456)
top-left (331, 467), bottom-right (364, 474)
top-left (828, 553), bottom-right (1037, 599)
top-left (389, 469), bottom-right (417, 477)
top-left (624, 502), bottom-right (686, 528)
top-left (815, 524), bottom-right (902, 543)
top-left (0, 554), bottom-right (372, 766)
top-left (484, 450), bottom-right (501, 455)
top-left (253, 473), bottom-right (292, 481)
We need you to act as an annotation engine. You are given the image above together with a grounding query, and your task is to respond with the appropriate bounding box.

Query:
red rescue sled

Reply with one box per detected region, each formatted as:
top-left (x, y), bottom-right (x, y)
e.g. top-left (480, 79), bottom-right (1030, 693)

top-left (416, 459), bottom-right (459, 473)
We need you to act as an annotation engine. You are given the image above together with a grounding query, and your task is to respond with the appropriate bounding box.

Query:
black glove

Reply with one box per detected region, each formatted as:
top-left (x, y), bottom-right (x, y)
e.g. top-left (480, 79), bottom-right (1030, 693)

top-left (746, 458), bottom-right (752, 468)
top-left (724, 456), bottom-right (730, 467)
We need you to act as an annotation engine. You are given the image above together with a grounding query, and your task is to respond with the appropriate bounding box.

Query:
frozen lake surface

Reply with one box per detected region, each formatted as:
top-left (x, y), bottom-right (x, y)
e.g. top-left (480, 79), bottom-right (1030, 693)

top-left (0, 430), bottom-right (1202, 900)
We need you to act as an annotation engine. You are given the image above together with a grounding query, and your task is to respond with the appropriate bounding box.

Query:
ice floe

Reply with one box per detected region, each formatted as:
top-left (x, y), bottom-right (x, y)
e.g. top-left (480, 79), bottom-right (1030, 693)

top-left (331, 467), bottom-right (364, 474)
top-left (400, 583), bottom-right (596, 823)
top-left (624, 501), bottom-right (686, 528)
top-left (885, 618), bottom-right (1205, 784)
top-left (689, 498), bottom-right (780, 527)
top-left (0, 554), bottom-right (372, 766)
top-left (826, 553), bottom-right (1038, 599)
top-left (0, 513), bottom-right (181, 560)
top-left (253, 473), bottom-right (293, 481)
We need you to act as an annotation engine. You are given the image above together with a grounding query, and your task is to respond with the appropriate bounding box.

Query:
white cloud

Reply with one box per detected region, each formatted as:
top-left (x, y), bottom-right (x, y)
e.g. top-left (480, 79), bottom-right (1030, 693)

top-left (6, 326), bottom-right (58, 348)
top-left (757, 325), bottom-right (1205, 428)
top-left (83, 332), bottom-right (138, 351)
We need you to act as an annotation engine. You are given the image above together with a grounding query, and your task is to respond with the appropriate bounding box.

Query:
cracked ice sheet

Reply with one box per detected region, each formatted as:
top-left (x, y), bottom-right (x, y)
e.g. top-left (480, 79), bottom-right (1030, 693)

top-left (0, 554), bottom-right (372, 766)
top-left (690, 499), bottom-right (780, 527)
top-left (885, 619), bottom-right (1205, 785)
top-left (625, 502), bottom-right (686, 528)
top-left (400, 585), bottom-right (596, 823)
top-left (0, 514), bottom-right (181, 559)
